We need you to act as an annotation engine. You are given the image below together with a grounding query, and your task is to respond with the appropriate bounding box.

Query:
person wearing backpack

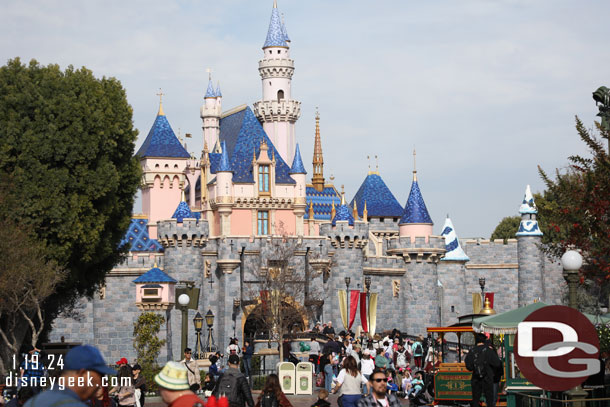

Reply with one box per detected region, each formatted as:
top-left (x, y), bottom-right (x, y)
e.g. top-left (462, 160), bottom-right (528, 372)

top-left (412, 337), bottom-right (424, 369)
top-left (465, 334), bottom-right (501, 407)
top-left (213, 355), bottom-right (254, 407)
top-left (254, 374), bottom-right (293, 407)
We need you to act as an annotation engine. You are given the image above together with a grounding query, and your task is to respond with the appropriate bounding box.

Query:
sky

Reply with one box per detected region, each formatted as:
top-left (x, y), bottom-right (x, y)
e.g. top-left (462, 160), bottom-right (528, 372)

top-left (1, 0), bottom-right (608, 238)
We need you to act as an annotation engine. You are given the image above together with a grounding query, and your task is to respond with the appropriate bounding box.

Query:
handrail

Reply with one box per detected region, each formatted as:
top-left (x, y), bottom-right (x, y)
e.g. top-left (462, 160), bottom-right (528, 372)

top-left (512, 391), bottom-right (610, 404)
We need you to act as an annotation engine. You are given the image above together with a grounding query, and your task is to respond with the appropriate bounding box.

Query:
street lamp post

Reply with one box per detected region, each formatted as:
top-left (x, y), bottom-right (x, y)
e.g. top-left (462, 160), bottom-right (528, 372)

top-left (177, 293), bottom-right (190, 353)
top-left (344, 277), bottom-right (351, 332)
top-left (364, 276), bottom-right (371, 341)
top-left (478, 277), bottom-right (486, 299)
top-left (561, 250), bottom-right (587, 406)
top-left (204, 309), bottom-right (216, 353)
top-left (193, 312), bottom-right (204, 360)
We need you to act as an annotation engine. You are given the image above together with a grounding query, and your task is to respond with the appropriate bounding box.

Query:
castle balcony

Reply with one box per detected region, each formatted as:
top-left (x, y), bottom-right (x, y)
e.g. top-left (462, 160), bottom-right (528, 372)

top-left (253, 99), bottom-right (301, 123)
top-left (362, 256), bottom-right (406, 276)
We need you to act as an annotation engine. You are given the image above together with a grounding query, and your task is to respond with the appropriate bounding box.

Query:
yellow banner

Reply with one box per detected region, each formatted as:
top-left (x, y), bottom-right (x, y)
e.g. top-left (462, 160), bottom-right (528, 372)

top-left (472, 293), bottom-right (482, 314)
top-left (338, 290), bottom-right (348, 330)
top-left (369, 293), bottom-right (378, 336)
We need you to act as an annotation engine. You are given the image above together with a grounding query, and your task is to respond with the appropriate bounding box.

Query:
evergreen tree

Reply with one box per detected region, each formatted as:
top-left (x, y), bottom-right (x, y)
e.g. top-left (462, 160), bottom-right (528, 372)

top-left (538, 117), bottom-right (610, 285)
top-left (490, 216), bottom-right (521, 242)
top-left (0, 59), bottom-right (141, 361)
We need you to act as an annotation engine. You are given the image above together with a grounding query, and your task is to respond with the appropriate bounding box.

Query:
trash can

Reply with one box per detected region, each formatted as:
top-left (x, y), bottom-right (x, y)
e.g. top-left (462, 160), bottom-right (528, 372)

top-left (295, 362), bottom-right (314, 395)
top-left (277, 362), bottom-right (296, 394)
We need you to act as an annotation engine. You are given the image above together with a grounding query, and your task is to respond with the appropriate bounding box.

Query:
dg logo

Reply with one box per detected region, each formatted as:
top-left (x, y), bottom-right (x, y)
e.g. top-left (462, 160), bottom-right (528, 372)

top-left (514, 305), bottom-right (600, 391)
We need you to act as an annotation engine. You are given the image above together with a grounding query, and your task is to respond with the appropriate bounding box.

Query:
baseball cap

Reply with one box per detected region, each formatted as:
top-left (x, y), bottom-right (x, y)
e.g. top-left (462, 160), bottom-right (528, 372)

top-left (228, 354), bottom-right (240, 365)
top-left (154, 361), bottom-right (190, 391)
top-left (64, 345), bottom-right (116, 375)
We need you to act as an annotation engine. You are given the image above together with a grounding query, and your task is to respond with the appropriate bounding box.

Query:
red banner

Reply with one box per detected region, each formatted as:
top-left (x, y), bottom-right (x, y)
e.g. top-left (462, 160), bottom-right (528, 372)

top-left (359, 292), bottom-right (368, 332)
top-left (349, 290), bottom-right (359, 330)
top-left (260, 290), bottom-right (269, 313)
top-left (485, 292), bottom-right (494, 308)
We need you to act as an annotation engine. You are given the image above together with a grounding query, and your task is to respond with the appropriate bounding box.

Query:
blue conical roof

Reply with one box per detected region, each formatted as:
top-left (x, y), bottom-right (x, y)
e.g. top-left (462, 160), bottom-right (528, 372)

top-left (172, 201), bottom-right (195, 223)
top-left (205, 79), bottom-right (216, 98)
top-left (400, 178), bottom-right (433, 224)
top-left (350, 173), bottom-right (403, 218)
top-left (332, 204), bottom-right (354, 226)
top-left (281, 16), bottom-right (290, 42)
top-left (218, 141), bottom-right (232, 172)
top-left (216, 82), bottom-right (222, 98)
top-left (440, 217), bottom-right (470, 261)
top-left (263, 6), bottom-right (288, 48)
top-left (133, 266), bottom-right (177, 284)
top-left (136, 112), bottom-right (190, 158)
top-left (289, 143), bottom-right (306, 174)
top-left (519, 185), bottom-right (538, 214)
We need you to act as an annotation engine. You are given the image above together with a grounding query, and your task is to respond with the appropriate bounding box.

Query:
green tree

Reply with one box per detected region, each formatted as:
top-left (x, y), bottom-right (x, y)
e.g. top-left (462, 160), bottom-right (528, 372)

top-left (538, 118), bottom-right (610, 285)
top-left (490, 216), bottom-right (521, 242)
top-left (133, 312), bottom-right (166, 391)
top-left (0, 59), bottom-right (141, 365)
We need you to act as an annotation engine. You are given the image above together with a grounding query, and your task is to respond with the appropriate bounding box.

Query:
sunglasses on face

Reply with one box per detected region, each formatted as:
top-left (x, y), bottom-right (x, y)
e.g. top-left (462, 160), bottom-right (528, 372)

top-left (372, 378), bottom-right (388, 383)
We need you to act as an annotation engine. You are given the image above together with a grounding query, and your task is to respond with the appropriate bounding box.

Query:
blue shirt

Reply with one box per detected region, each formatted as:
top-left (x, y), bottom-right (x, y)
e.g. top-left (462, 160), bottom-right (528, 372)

top-left (24, 388), bottom-right (87, 407)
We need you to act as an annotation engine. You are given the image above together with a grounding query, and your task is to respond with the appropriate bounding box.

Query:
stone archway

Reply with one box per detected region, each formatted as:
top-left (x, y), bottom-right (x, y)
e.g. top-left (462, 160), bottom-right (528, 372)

top-left (242, 297), bottom-right (307, 340)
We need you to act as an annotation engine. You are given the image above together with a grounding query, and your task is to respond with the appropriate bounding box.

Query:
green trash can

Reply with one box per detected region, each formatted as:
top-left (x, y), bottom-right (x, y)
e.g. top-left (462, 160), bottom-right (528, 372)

top-left (277, 362), bottom-right (296, 394)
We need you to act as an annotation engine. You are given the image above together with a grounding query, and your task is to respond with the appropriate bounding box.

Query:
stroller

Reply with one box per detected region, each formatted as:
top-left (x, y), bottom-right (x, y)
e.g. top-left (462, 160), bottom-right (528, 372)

top-left (408, 371), bottom-right (432, 406)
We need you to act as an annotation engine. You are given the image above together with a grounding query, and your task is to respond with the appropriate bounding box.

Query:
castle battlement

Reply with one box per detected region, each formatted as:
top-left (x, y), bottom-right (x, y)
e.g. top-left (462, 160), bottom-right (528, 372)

top-left (320, 221), bottom-right (369, 248)
top-left (157, 218), bottom-right (209, 247)
top-left (362, 256), bottom-right (405, 276)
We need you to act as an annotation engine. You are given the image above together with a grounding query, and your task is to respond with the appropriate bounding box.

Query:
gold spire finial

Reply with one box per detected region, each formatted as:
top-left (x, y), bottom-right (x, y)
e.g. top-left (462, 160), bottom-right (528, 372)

top-left (206, 67), bottom-right (212, 81)
top-left (353, 200), bottom-right (358, 219)
top-left (156, 88), bottom-right (165, 116)
top-left (308, 200), bottom-right (314, 219)
top-left (203, 140), bottom-right (209, 153)
top-left (153, 260), bottom-right (158, 268)
top-left (312, 109), bottom-right (325, 192)
top-left (340, 185), bottom-right (346, 206)
top-left (331, 199), bottom-right (336, 220)
top-left (413, 149), bottom-right (417, 181)
top-left (367, 155), bottom-right (371, 174)
top-left (375, 155), bottom-right (379, 174)
top-left (363, 200), bottom-right (368, 221)
top-left (181, 188), bottom-right (186, 202)
top-left (273, 0), bottom-right (277, 8)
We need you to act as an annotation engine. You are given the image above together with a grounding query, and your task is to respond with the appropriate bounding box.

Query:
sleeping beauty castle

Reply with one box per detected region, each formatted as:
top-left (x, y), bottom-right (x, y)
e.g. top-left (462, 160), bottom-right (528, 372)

top-left (49, 1), bottom-right (565, 361)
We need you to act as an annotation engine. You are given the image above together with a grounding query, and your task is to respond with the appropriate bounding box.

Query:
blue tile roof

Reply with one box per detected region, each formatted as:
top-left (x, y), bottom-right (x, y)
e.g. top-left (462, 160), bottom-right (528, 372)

top-left (332, 204), bottom-right (354, 226)
top-left (136, 113), bottom-right (190, 159)
top-left (281, 15), bottom-right (290, 42)
top-left (119, 217), bottom-right (163, 252)
top-left (213, 106), bottom-right (294, 184)
top-left (440, 217), bottom-right (470, 261)
top-left (304, 186), bottom-right (340, 220)
top-left (218, 141), bottom-right (232, 172)
top-left (350, 173), bottom-right (403, 218)
top-left (263, 6), bottom-right (288, 48)
top-left (400, 179), bottom-right (433, 224)
top-left (205, 79), bottom-right (216, 98)
top-left (516, 220), bottom-right (543, 236)
top-left (289, 143), bottom-right (306, 174)
top-left (216, 83), bottom-right (222, 98)
top-left (519, 184), bottom-right (538, 214)
top-left (172, 201), bottom-right (195, 223)
top-left (133, 267), bottom-right (177, 284)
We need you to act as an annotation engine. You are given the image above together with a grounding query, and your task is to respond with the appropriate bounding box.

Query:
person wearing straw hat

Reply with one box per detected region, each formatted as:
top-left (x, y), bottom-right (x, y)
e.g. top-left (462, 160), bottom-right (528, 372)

top-left (154, 361), bottom-right (205, 407)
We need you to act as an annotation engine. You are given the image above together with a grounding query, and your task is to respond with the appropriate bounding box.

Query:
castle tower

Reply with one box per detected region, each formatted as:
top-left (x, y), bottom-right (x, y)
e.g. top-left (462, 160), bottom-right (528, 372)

top-left (253, 1), bottom-right (301, 165)
top-left (138, 93), bottom-right (190, 238)
top-left (438, 216), bottom-right (469, 326)
top-left (289, 143), bottom-right (307, 235)
top-left (200, 74), bottom-right (222, 150)
top-left (216, 141), bottom-right (234, 237)
top-left (311, 111), bottom-right (325, 192)
top-left (398, 151), bottom-right (434, 242)
top-left (516, 185), bottom-right (544, 307)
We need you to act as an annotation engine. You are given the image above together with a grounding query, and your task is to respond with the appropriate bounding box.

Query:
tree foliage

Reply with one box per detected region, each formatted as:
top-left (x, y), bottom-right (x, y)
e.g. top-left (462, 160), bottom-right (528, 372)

top-left (0, 59), bottom-right (141, 338)
top-left (490, 216), bottom-right (521, 242)
top-left (537, 118), bottom-right (610, 284)
top-left (133, 312), bottom-right (166, 368)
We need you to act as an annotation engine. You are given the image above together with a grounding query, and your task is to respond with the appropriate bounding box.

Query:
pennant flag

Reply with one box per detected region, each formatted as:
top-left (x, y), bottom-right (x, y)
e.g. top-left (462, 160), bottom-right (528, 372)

top-left (369, 293), bottom-right (378, 336)
top-left (338, 290), bottom-right (348, 330)
top-left (359, 292), bottom-right (368, 332)
top-left (349, 290), bottom-right (359, 330)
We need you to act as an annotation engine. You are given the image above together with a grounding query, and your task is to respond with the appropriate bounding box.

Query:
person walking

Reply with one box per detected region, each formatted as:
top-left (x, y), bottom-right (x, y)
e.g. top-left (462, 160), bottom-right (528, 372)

top-left (25, 345), bottom-right (116, 407)
top-left (412, 337), bottom-right (424, 369)
top-left (242, 340), bottom-right (254, 379)
top-left (154, 361), bottom-right (206, 406)
top-left (356, 369), bottom-right (401, 407)
top-left (132, 364), bottom-right (147, 407)
top-left (254, 374), bottom-right (293, 407)
top-left (213, 355), bottom-right (254, 407)
top-left (323, 353), bottom-right (335, 392)
top-left (465, 333), bottom-right (501, 407)
top-left (331, 356), bottom-right (367, 407)
top-left (180, 348), bottom-right (201, 393)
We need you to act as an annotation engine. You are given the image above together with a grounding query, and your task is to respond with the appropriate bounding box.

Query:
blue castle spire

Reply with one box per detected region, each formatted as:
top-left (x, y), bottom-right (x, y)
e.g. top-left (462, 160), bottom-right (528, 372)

top-left (399, 153), bottom-right (433, 225)
top-left (218, 140), bottom-right (232, 172)
top-left (332, 188), bottom-right (355, 226)
top-left (289, 143), bottom-right (306, 174)
top-left (440, 217), bottom-right (470, 261)
top-left (216, 82), bottom-right (222, 98)
top-left (205, 79), bottom-right (216, 98)
top-left (263, 1), bottom-right (288, 48)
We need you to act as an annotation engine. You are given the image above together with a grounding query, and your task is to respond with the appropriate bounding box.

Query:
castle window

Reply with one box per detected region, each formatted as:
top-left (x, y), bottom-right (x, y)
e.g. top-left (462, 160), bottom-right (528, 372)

top-left (258, 211), bottom-right (269, 235)
top-left (277, 90), bottom-right (284, 101)
top-left (380, 217), bottom-right (385, 223)
top-left (277, 50), bottom-right (281, 54)
top-left (141, 285), bottom-right (162, 301)
top-left (451, 305), bottom-right (455, 313)
top-left (259, 165), bottom-right (270, 193)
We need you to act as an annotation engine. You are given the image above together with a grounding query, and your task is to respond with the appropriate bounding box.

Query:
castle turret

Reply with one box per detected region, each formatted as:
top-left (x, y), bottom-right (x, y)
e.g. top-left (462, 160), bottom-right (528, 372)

top-left (438, 216), bottom-right (469, 326)
top-left (138, 93), bottom-right (190, 238)
top-left (253, 0), bottom-right (301, 164)
top-left (399, 151), bottom-right (433, 242)
top-left (516, 185), bottom-right (544, 307)
top-left (216, 141), bottom-right (233, 237)
top-left (311, 111), bottom-right (325, 192)
top-left (290, 143), bottom-right (307, 235)
top-left (200, 75), bottom-right (222, 151)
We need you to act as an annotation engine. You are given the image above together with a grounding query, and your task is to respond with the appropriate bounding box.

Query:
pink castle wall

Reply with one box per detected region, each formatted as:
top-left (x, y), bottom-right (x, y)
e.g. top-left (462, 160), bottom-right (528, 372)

top-left (231, 209), bottom-right (252, 235)
top-left (275, 210), bottom-right (296, 235)
top-left (399, 224), bottom-right (433, 243)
